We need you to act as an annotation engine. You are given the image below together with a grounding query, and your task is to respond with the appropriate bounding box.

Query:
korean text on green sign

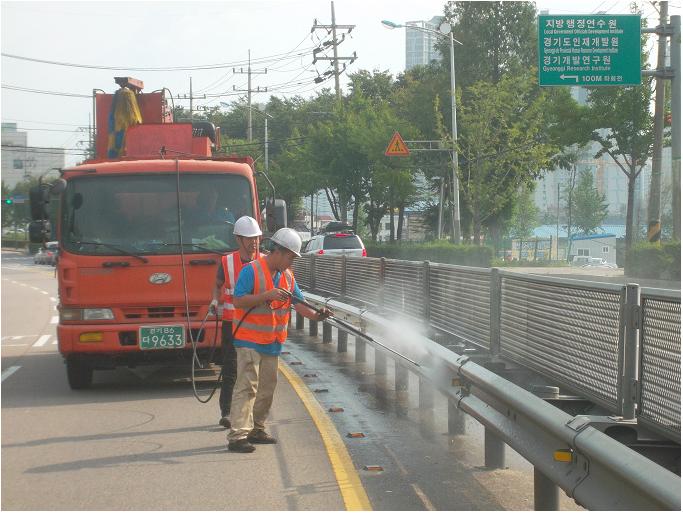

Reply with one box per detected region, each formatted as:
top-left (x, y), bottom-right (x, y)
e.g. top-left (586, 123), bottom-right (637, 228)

top-left (538, 15), bottom-right (641, 87)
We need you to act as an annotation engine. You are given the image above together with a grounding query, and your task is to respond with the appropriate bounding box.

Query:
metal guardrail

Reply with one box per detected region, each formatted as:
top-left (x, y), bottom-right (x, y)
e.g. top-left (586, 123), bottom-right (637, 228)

top-left (297, 292), bottom-right (681, 510)
top-left (291, 255), bottom-right (681, 442)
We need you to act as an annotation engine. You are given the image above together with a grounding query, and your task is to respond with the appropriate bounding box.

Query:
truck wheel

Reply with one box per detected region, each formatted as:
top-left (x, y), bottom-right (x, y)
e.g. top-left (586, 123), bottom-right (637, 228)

top-left (66, 359), bottom-right (93, 389)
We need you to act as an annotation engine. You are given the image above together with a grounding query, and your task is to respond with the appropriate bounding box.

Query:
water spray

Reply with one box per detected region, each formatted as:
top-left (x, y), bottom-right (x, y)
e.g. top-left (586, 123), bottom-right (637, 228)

top-left (282, 289), bottom-right (420, 368)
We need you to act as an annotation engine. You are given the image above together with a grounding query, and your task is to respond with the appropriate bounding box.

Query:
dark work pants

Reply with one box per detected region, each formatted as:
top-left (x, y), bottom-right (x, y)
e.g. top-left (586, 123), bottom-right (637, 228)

top-left (218, 321), bottom-right (237, 418)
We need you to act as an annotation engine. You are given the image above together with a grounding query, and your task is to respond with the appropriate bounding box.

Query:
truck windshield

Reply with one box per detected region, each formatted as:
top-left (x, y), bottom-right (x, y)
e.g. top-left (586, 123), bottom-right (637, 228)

top-left (61, 173), bottom-right (254, 256)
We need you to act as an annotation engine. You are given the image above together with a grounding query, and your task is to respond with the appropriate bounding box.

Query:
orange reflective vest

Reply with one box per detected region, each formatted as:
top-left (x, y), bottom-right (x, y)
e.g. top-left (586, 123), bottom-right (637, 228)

top-left (220, 251), bottom-right (242, 322)
top-left (232, 257), bottom-right (295, 345)
top-left (220, 251), bottom-right (263, 321)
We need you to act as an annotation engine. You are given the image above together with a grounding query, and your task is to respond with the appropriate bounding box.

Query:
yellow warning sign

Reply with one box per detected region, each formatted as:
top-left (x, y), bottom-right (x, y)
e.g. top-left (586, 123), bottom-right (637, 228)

top-left (384, 132), bottom-right (410, 157)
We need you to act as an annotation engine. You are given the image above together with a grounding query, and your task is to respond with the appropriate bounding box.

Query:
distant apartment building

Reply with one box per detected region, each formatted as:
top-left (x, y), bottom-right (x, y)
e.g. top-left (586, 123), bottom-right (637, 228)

top-left (533, 86), bottom-right (655, 223)
top-left (405, 16), bottom-right (443, 70)
top-left (1, 123), bottom-right (65, 189)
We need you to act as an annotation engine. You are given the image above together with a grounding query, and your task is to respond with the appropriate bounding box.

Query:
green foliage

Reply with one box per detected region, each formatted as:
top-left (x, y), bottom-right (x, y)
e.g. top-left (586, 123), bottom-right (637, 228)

top-left (582, 15), bottom-right (654, 250)
top-left (572, 169), bottom-right (608, 234)
top-left (445, 1), bottom-right (537, 86)
top-left (457, 73), bottom-right (556, 241)
top-left (364, 240), bottom-right (493, 267)
top-left (507, 186), bottom-right (539, 239)
top-left (626, 241), bottom-right (681, 280)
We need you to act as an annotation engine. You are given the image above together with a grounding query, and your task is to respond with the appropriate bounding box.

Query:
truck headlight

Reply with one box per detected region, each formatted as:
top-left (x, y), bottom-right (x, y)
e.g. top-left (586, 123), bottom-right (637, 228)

top-left (60, 308), bottom-right (114, 321)
top-left (83, 308), bottom-right (114, 320)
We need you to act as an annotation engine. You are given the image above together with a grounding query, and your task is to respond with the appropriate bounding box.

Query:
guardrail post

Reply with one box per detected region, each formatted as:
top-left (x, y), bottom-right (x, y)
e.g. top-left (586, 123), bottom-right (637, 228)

top-left (395, 362), bottom-right (408, 394)
top-left (337, 330), bottom-right (348, 352)
top-left (448, 399), bottom-right (466, 436)
top-left (296, 312), bottom-right (304, 330)
top-left (419, 377), bottom-right (435, 435)
top-left (379, 257), bottom-right (386, 308)
top-left (490, 268), bottom-right (502, 356)
top-left (375, 351), bottom-right (386, 376)
top-left (355, 337), bottom-right (366, 362)
top-left (341, 255), bottom-right (347, 297)
top-left (309, 318), bottom-right (319, 337)
top-left (310, 255), bottom-right (317, 291)
top-left (484, 428), bottom-right (506, 468)
top-left (423, 260), bottom-right (431, 322)
top-left (534, 467), bottom-right (560, 511)
top-left (419, 377), bottom-right (434, 410)
top-left (322, 322), bottom-right (332, 343)
top-left (620, 283), bottom-right (641, 420)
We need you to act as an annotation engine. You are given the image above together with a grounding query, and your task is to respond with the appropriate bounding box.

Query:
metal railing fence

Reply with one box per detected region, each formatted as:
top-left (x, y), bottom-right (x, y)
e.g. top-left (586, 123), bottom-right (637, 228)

top-left (290, 254), bottom-right (681, 441)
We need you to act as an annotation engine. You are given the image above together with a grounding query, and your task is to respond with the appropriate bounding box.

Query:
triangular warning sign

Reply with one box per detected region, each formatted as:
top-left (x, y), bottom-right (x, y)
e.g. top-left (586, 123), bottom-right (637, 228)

top-left (385, 132), bottom-right (410, 157)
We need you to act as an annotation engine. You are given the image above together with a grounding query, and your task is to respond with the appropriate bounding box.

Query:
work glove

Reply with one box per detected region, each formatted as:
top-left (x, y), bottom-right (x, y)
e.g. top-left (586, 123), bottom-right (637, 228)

top-left (318, 307), bottom-right (333, 321)
top-left (209, 299), bottom-right (219, 316)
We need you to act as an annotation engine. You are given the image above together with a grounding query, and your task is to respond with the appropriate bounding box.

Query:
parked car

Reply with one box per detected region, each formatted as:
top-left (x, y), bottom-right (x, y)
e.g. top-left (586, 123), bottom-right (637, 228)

top-left (571, 255), bottom-right (617, 269)
top-left (304, 231), bottom-right (366, 257)
top-left (33, 242), bottom-right (59, 265)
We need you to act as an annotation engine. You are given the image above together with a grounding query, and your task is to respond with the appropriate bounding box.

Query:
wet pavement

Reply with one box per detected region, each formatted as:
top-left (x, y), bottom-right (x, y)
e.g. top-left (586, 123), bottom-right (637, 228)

top-left (282, 322), bottom-right (584, 511)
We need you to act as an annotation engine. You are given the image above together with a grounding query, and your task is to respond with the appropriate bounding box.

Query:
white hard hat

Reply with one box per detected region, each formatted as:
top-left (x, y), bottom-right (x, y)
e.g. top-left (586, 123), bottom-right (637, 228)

top-left (270, 227), bottom-right (302, 257)
top-left (233, 216), bottom-right (262, 237)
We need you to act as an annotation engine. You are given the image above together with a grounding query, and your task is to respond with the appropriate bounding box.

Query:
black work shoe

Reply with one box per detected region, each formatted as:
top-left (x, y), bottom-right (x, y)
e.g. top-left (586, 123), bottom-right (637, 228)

top-left (228, 439), bottom-right (255, 453)
top-left (219, 416), bottom-right (231, 429)
top-left (247, 429), bottom-right (277, 444)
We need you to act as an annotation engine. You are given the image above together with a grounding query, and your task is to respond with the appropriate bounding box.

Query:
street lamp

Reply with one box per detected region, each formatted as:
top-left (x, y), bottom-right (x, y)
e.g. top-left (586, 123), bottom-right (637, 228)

top-left (382, 19), bottom-right (463, 243)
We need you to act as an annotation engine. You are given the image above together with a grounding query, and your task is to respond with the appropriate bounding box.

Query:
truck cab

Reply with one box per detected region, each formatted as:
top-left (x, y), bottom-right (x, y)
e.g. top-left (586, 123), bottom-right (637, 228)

top-left (29, 78), bottom-right (285, 388)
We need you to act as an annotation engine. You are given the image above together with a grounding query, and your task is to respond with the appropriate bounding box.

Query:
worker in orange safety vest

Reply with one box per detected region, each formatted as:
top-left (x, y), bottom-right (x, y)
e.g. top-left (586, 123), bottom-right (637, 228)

top-left (210, 215), bottom-right (263, 429)
top-left (226, 227), bottom-right (331, 453)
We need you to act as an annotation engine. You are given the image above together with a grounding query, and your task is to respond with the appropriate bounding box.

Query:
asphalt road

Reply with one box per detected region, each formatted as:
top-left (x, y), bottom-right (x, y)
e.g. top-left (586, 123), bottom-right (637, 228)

top-left (2, 251), bottom-right (585, 511)
top-left (1, 253), bottom-right (346, 511)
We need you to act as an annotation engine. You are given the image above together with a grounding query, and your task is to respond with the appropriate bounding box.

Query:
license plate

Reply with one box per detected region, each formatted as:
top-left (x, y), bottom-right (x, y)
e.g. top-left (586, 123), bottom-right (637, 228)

top-left (139, 325), bottom-right (185, 350)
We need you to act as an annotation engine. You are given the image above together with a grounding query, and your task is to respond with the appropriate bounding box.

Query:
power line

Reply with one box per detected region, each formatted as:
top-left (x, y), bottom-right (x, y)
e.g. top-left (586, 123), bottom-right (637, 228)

top-left (2, 84), bottom-right (91, 98)
top-left (1, 48), bottom-right (317, 71)
top-left (2, 118), bottom-right (87, 127)
top-left (1, 126), bottom-right (84, 133)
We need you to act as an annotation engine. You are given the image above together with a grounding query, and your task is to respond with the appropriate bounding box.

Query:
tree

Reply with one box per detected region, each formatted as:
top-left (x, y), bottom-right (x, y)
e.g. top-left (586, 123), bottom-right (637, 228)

top-left (456, 73), bottom-right (555, 244)
top-left (508, 185), bottom-right (539, 239)
top-left (572, 169), bottom-right (608, 235)
top-left (583, 15), bottom-right (654, 251)
top-left (444, 1), bottom-right (537, 87)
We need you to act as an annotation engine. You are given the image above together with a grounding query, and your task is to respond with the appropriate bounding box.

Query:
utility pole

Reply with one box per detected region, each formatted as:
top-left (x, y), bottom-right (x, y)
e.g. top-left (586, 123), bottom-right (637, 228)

top-left (557, 182), bottom-right (560, 260)
top-left (175, 77), bottom-right (207, 120)
top-left (311, 1), bottom-right (356, 103)
top-left (643, 6), bottom-right (680, 241)
top-left (647, 1), bottom-right (668, 243)
top-left (234, 50), bottom-right (268, 142)
top-left (672, 15), bottom-right (681, 240)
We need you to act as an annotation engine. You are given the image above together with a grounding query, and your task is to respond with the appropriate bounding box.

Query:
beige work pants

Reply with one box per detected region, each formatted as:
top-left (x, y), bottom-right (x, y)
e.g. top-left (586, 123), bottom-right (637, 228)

top-left (227, 346), bottom-right (278, 442)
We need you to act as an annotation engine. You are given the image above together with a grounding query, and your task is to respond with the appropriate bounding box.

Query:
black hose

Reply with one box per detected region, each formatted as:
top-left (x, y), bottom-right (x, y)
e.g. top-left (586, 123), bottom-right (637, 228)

top-left (190, 305), bottom-right (256, 403)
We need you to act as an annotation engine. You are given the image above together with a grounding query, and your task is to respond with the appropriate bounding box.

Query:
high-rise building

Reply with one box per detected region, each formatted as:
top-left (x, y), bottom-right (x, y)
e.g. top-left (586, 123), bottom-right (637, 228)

top-left (405, 16), bottom-right (443, 70)
top-left (1, 123), bottom-right (65, 189)
top-left (533, 86), bottom-right (648, 224)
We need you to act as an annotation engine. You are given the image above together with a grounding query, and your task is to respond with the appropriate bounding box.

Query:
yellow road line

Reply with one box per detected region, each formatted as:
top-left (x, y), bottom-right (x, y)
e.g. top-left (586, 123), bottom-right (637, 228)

top-left (279, 361), bottom-right (372, 511)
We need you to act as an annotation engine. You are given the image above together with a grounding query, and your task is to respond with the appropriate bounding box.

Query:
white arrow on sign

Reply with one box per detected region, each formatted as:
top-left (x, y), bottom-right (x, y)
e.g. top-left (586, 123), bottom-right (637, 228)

top-left (560, 74), bottom-right (579, 82)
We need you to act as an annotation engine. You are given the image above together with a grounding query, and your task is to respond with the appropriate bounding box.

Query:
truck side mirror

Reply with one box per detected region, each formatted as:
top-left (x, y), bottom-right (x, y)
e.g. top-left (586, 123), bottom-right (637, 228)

top-left (265, 199), bottom-right (287, 231)
top-left (29, 220), bottom-right (50, 243)
top-left (29, 185), bottom-right (49, 221)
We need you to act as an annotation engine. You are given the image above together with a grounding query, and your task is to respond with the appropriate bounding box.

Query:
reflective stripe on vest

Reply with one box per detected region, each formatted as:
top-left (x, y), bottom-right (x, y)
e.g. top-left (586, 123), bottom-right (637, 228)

top-left (221, 252), bottom-right (242, 321)
top-left (233, 257), bottom-right (294, 345)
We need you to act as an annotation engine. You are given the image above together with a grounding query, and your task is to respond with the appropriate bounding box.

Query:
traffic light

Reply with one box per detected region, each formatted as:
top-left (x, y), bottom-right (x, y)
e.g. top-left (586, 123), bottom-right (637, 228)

top-left (3, 197), bottom-right (13, 205)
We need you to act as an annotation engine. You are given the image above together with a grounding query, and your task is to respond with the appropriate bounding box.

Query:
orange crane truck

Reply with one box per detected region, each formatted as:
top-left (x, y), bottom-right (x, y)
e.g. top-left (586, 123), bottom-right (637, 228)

top-left (29, 77), bottom-right (285, 389)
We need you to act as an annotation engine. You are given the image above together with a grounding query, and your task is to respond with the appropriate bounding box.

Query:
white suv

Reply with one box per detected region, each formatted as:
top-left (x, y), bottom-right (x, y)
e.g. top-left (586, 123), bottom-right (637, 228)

top-left (304, 231), bottom-right (366, 257)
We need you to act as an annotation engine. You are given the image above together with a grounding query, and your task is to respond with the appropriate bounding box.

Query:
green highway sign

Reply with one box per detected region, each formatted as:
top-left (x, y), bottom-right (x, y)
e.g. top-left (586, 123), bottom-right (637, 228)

top-left (538, 14), bottom-right (641, 87)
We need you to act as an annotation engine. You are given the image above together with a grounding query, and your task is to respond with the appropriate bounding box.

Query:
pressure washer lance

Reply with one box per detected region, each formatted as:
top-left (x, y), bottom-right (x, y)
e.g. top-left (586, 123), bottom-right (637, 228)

top-left (280, 289), bottom-right (420, 368)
